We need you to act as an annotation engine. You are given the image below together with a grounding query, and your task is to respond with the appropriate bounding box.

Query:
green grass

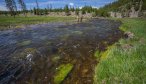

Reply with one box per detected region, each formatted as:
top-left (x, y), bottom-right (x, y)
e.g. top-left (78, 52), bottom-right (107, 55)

top-left (0, 16), bottom-right (76, 30)
top-left (94, 18), bottom-right (146, 84)
top-left (54, 63), bottom-right (73, 84)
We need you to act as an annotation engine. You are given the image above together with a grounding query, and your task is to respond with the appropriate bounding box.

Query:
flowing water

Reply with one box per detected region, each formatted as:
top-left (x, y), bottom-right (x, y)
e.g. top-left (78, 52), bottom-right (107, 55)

top-left (0, 19), bottom-right (123, 84)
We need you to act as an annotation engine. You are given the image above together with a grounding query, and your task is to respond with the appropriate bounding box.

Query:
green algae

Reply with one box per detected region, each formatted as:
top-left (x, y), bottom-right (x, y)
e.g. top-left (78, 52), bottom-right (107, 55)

top-left (94, 50), bottom-right (100, 59)
top-left (54, 63), bottom-right (73, 84)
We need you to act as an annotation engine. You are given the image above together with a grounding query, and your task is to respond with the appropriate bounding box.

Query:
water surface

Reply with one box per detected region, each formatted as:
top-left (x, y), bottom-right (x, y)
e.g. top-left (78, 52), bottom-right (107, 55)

top-left (0, 19), bottom-right (123, 84)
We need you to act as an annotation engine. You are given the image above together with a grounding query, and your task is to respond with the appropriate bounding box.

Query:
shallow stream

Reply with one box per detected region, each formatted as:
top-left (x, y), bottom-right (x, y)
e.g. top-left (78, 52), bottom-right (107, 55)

top-left (0, 19), bottom-right (123, 84)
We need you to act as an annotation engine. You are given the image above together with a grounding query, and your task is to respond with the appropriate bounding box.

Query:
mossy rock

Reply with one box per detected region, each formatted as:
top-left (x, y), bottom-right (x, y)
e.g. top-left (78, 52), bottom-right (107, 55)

top-left (54, 63), bottom-right (73, 84)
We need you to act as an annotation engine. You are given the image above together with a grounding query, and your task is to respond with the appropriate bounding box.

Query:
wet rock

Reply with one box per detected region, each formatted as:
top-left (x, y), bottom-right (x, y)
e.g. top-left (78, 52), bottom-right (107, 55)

top-left (124, 32), bottom-right (134, 39)
top-left (26, 54), bottom-right (33, 62)
top-left (73, 44), bottom-right (80, 49)
top-left (56, 43), bottom-right (63, 47)
top-left (13, 48), bottom-right (37, 60)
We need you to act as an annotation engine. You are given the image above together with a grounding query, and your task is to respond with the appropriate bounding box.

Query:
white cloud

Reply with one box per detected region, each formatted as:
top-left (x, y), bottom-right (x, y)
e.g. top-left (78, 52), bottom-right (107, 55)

top-left (79, 6), bottom-right (98, 9)
top-left (92, 6), bottom-right (99, 9)
top-left (79, 6), bottom-right (83, 9)
top-left (69, 3), bottom-right (74, 6)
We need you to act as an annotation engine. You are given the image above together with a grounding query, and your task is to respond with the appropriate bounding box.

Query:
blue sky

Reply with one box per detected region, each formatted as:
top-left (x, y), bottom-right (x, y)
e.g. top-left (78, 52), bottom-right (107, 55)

top-left (0, 0), bottom-right (116, 10)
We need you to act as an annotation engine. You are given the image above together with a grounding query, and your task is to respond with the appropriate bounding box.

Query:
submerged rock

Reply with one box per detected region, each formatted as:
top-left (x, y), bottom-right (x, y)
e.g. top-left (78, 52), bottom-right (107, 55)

top-left (26, 54), bottom-right (33, 62)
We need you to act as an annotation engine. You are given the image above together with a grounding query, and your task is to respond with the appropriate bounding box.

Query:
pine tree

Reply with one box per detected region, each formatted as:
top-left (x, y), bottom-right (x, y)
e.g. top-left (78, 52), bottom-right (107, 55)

top-left (75, 8), bottom-right (79, 16)
top-left (18, 0), bottom-right (27, 16)
top-left (44, 8), bottom-right (48, 15)
top-left (64, 5), bottom-right (70, 16)
top-left (5, 0), bottom-right (17, 17)
top-left (33, 7), bottom-right (37, 15)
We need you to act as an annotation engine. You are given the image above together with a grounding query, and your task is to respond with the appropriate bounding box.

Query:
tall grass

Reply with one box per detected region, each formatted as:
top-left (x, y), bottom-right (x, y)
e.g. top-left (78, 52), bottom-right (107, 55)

top-left (94, 18), bottom-right (146, 84)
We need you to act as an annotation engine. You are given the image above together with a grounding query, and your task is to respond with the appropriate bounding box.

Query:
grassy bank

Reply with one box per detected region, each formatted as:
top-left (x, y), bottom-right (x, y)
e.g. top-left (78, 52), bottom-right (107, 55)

top-left (94, 18), bottom-right (146, 84)
top-left (0, 16), bottom-right (76, 30)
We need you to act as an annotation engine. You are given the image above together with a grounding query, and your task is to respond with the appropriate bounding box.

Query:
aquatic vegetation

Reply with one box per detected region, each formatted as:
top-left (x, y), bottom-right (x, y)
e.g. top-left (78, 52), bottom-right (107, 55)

top-left (18, 40), bottom-right (31, 46)
top-left (40, 36), bottom-right (48, 40)
top-left (72, 31), bottom-right (83, 35)
top-left (94, 50), bottom-right (100, 59)
top-left (0, 19), bottom-right (123, 83)
top-left (13, 48), bottom-right (37, 60)
top-left (46, 41), bottom-right (52, 45)
top-left (54, 63), bottom-right (73, 84)
top-left (60, 34), bottom-right (70, 41)
top-left (51, 54), bottom-right (61, 62)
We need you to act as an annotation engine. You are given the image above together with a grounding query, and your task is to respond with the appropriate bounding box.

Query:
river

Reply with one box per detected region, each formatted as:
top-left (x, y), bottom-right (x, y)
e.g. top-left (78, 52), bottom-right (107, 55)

top-left (0, 19), bottom-right (123, 84)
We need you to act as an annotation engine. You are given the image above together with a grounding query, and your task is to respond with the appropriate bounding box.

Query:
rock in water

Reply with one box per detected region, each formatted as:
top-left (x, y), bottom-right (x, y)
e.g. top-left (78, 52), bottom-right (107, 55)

top-left (26, 54), bottom-right (33, 62)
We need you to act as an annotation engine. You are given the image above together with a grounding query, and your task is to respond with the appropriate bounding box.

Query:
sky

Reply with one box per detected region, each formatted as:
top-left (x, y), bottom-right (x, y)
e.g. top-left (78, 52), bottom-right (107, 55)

top-left (0, 0), bottom-right (116, 11)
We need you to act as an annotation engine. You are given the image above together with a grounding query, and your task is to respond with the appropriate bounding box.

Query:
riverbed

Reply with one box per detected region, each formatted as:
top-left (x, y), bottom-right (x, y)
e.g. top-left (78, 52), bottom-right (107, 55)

top-left (0, 19), bottom-right (123, 84)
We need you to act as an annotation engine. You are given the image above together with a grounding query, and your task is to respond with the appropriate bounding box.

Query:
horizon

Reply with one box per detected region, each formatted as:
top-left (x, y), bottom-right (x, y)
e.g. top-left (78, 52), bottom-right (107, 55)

top-left (0, 0), bottom-right (116, 11)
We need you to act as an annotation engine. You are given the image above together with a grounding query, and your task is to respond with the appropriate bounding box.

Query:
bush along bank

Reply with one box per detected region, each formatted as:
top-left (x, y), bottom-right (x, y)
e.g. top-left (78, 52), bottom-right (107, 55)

top-left (94, 18), bottom-right (146, 84)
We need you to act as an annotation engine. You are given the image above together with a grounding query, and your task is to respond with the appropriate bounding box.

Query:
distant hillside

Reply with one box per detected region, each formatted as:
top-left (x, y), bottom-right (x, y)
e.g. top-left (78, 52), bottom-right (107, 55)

top-left (100, 0), bottom-right (146, 12)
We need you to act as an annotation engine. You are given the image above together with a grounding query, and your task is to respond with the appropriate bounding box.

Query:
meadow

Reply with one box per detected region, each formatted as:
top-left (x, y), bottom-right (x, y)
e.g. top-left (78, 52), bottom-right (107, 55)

top-left (94, 18), bottom-right (146, 84)
top-left (0, 16), bottom-right (76, 30)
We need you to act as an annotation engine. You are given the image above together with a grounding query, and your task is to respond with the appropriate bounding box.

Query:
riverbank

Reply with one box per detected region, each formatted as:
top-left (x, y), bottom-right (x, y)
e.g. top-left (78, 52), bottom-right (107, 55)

top-left (0, 16), bottom-right (76, 31)
top-left (94, 18), bottom-right (146, 84)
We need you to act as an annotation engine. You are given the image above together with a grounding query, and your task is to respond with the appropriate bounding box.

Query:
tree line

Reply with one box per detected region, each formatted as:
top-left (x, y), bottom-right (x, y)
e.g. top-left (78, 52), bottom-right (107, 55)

top-left (1, 0), bottom-right (99, 17)
top-left (95, 0), bottom-right (146, 17)
top-left (1, 0), bottom-right (146, 17)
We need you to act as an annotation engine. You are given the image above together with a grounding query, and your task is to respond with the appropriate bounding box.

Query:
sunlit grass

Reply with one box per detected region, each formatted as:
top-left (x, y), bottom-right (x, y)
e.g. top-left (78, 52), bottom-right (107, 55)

top-left (94, 18), bottom-right (146, 84)
top-left (0, 16), bottom-right (76, 30)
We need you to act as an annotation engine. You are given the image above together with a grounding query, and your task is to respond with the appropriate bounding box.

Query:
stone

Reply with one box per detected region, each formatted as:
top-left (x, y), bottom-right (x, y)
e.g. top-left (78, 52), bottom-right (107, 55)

top-left (124, 32), bottom-right (134, 39)
top-left (26, 54), bottom-right (33, 62)
top-left (110, 12), bottom-right (116, 17)
top-left (116, 12), bottom-right (123, 18)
